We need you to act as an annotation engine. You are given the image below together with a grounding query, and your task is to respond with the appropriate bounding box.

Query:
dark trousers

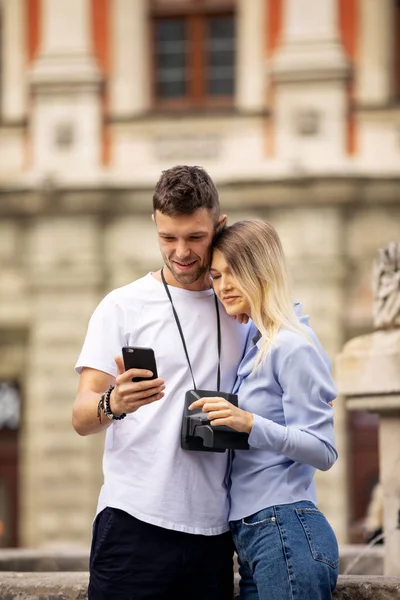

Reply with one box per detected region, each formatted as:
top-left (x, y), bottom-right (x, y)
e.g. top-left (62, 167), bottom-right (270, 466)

top-left (88, 507), bottom-right (234, 600)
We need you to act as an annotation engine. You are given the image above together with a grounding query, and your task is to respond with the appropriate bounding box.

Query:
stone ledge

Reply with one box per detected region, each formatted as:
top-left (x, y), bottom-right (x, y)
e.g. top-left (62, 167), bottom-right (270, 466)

top-left (0, 545), bottom-right (384, 575)
top-left (0, 549), bottom-right (89, 572)
top-left (1, 573), bottom-right (400, 600)
top-left (0, 572), bottom-right (88, 600)
top-left (334, 576), bottom-right (400, 599)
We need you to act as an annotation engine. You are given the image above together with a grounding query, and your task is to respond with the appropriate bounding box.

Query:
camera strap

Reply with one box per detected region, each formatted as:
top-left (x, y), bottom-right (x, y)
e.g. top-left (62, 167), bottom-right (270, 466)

top-left (161, 268), bottom-right (221, 392)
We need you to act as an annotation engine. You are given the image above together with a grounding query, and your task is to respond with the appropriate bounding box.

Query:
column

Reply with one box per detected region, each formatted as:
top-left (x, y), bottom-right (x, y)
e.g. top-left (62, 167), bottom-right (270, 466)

top-left (0, 0), bottom-right (27, 122)
top-left (270, 0), bottom-right (350, 167)
top-left (29, 0), bottom-right (103, 176)
top-left (0, 0), bottom-right (27, 174)
top-left (21, 214), bottom-right (105, 546)
top-left (236, 0), bottom-right (266, 112)
top-left (379, 414), bottom-right (400, 575)
top-left (356, 0), bottom-right (396, 105)
top-left (272, 0), bottom-right (348, 78)
top-left (109, 0), bottom-right (150, 118)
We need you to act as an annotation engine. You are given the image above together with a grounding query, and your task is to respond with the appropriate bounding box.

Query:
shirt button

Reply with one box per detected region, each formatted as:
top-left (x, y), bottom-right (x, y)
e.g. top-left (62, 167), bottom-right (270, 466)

top-left (271, 517), bottom-right (276, 522)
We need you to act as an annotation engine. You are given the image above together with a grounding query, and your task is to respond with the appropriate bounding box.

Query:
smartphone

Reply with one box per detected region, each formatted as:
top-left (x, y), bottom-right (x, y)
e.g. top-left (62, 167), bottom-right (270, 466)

top-left (122, 347), bottom-right (158, 383)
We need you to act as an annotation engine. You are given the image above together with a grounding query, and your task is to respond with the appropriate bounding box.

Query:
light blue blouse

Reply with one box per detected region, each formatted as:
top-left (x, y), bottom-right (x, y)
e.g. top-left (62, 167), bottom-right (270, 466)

top-left (229, 304), bottom-right (337, 522)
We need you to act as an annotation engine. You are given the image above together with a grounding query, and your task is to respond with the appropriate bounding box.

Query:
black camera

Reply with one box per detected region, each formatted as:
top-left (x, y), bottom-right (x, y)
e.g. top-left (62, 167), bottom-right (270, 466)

top-left (181, 390), bottom-right (249, 452)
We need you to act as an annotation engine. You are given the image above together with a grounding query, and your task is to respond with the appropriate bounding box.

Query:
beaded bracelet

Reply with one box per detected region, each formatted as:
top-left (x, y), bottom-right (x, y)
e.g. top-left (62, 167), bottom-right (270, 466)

top-left (103, 385), bottom-right (127, 421)
top-left (97, 395), bottom-right (105, 424)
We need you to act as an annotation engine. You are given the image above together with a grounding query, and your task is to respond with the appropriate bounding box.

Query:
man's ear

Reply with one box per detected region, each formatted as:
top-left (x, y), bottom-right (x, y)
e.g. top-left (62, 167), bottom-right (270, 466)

top-left (215, 214), bottom-right (227, 236)
top-left (151, 213), bottom-right (155, 223)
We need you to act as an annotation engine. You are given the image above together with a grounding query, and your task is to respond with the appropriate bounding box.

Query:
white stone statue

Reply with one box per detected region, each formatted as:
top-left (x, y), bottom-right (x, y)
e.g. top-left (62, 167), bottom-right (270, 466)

top-left (373, 242), bottom-right (400, 329)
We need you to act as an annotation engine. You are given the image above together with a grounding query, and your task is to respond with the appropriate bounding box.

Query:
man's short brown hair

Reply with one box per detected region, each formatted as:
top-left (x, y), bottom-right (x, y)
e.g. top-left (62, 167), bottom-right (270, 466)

top-left (153, 165), bottom-right (220, 219)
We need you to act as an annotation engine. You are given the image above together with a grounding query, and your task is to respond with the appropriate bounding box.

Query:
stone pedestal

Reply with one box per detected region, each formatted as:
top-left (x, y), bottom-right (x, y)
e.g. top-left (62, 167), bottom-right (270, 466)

top-left (336, 330), bottom-right (400, 576)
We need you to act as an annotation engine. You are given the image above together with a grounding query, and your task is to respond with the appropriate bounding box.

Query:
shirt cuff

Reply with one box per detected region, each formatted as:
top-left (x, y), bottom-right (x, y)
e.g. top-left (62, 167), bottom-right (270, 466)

top-left (248, 413), bottom-right (286, 452)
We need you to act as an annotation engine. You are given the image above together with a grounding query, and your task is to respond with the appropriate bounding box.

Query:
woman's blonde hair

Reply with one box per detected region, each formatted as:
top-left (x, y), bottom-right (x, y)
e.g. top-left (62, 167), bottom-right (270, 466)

top-left (213, 219), bottom-right (307, 365)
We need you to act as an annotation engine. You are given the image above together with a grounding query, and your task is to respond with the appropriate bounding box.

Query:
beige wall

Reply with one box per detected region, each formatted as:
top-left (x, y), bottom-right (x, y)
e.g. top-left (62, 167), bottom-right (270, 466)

top-left (0, 182), bottom-right (398, 547)
top-left (0, 0), bottom-right (400, 547)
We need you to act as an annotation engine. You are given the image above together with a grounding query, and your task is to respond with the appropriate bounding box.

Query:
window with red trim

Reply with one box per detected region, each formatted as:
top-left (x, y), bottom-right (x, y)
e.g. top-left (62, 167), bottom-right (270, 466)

top-left (150, 1), bottom-right (236, 109)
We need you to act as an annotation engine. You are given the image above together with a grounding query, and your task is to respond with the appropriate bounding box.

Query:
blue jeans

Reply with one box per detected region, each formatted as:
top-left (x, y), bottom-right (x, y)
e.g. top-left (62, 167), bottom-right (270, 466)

top-left (230, 501), bottom-right (339, 600)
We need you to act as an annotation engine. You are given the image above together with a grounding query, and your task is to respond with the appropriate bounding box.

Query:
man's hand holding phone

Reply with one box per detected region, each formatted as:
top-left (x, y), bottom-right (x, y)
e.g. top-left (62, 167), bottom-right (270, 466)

top-left (109, 355), bottom-right (165, 416)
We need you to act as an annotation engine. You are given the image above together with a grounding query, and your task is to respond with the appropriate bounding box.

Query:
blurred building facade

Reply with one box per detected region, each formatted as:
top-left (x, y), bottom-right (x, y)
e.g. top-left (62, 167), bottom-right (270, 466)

top-left (0, 0), bottom-right (399, 547)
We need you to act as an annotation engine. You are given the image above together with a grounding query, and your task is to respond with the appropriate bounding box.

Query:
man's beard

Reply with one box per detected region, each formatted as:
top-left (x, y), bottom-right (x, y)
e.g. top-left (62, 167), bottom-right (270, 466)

top-left (163, 253), bottom-right (209, 285)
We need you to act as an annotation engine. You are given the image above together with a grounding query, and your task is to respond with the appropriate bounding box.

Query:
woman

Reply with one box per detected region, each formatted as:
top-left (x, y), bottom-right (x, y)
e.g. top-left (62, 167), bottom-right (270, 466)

top-left (189, 219), bottom-right (339, 600)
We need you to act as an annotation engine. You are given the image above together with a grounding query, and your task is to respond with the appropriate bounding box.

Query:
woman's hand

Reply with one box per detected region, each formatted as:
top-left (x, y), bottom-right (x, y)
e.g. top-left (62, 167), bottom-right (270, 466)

top-left (188, 396), bottom-right (254, 434)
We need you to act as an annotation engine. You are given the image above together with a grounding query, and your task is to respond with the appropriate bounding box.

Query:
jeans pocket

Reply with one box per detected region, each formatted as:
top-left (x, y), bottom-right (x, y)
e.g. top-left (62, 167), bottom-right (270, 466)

top-left (242, 507), bottom-right (277, 527)
top-left (91, 507), bottom-right (115, 566)
top-left (295, 508), bottom-right (339, 569)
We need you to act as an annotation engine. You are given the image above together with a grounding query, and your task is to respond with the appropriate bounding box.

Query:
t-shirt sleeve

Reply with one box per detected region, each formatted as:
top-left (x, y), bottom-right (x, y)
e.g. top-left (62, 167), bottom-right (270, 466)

top-left (75, 293), bottom-right (126, 377)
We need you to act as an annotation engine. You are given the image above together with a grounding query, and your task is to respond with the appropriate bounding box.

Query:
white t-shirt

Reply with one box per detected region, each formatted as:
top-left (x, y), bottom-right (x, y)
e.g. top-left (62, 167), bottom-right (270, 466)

top-left (75, 273), bottom-right (250, 535)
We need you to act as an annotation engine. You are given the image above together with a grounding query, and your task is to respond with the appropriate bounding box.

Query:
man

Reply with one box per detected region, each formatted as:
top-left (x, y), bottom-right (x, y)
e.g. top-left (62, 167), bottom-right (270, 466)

top-left (73, 165), bottom-right (250, 600)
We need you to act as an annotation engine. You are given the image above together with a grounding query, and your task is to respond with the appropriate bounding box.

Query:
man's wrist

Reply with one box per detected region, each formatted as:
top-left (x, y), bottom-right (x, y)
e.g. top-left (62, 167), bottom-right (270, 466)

top-left (109, 388), bottom-right (124, 418)
top-left (103, 385), bottom-right (126, 421)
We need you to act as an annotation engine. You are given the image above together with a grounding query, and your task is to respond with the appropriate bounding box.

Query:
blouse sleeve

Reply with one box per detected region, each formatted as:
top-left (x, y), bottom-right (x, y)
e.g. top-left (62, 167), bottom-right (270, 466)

top-left (248, 342), bottom-right (338, 471)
